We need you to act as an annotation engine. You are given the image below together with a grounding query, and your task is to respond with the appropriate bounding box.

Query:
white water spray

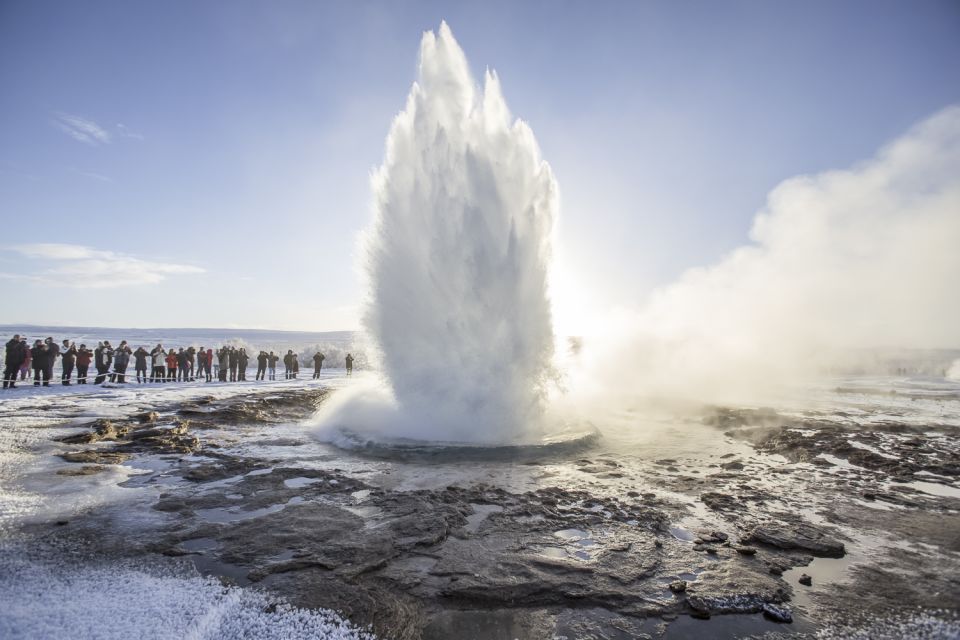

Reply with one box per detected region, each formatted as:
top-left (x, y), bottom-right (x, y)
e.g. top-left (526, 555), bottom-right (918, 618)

top-left (323, 23), bottom-right (558, 444)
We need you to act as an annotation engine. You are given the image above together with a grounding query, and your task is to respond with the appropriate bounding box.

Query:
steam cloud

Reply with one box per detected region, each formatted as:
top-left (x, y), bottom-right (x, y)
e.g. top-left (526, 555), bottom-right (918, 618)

top-left (568, 106), bottom-right (960, 404)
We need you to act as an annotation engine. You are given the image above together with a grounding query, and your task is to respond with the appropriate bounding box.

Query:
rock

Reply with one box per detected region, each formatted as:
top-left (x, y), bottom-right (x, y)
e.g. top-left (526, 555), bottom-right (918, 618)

top-left (697, 530), bottom-right (729, 544)
top-left (721, 461), bottom-right (745, 471)
top-left (668, 580), bottom-right (687, 593)
top-left (746, 524), bottom-right (845, 558)
top-left (136, 411), bottom-right (160, 423)
top-left (734, 545), bottom-right (757, 555)
top-left (57, 419), bottom-right (129, 444)
top-left (57, 465), bottom-right (106, 476)
top-left (59, 450), bottom-right (131, 465)
top-left (762, 603), bottom-right (793, 623)
top-left (799, 573), bottom-right (812, 586)
top-left (700, 492), bottom-right (746, 513)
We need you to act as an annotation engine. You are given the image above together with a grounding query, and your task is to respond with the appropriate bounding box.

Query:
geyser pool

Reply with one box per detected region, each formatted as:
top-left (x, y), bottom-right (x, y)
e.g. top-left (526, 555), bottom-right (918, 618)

top-left (318, 22), bottom-right (560, 445)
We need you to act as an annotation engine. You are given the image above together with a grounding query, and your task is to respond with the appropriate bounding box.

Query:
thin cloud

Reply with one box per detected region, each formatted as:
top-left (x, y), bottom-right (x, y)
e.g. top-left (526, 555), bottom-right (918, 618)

top-left (116, 123), bottom-right (144, 140)
top-left (53, 113), bottom-right (112, 145)
top-left (69, 168), bottom-right (113, 183)
top-left (4, 243), bottom-right (204, 288)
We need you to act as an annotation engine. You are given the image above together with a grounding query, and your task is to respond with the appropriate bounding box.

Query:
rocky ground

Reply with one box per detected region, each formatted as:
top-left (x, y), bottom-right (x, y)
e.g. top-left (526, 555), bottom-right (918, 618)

top-left (2, 381), bottom-right (959, 639)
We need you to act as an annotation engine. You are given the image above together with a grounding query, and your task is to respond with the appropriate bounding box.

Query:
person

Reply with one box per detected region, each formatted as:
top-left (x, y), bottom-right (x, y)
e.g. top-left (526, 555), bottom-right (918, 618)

top-left (256, 351), bottom-right (268, 381)
top-left (150, 344), bottom-right (166, 382)
top-left (112, 341), bottom-right (131, 383)
top-left (228, 347), bottom-right (238, 382)
top-left (133, 346), bottom-right (149, 383)
top-left (237, 348), bottom-right (249, 381)
top-left (345, 353), bottom-right (354, 376)
top-left (186, 347), bottom-right (196, 382)
top-left (176, 348), bottom-right (188, 382)
top-left (165, 348), bottom-right (178, 382)
top-left (3, 334), bottom-right (26, 389)
top-left (292, 353), bottom-right (299, 379)
top-left (283, 350), bottom-right (294, 380)
top-left (195, 346), bottom-right (207, 382)
top-left (94, 341), bottom-right (113, 384)
top-left (60, 339), bottom-right (77, 385)
top-left (44, 337), bottom-right (60, 384)
top-left (267, 351), bottom-right (278, 381)
top-left (31, 340), bottom-right (50, 386)
top-left (19, 338), bottom-right (31, 381)
top-left (204, 347), bottom-right (213, 382)
top-left (312, 352), bottom-right (325, 379)
top-left (76, 344), bottom-right (92, 383)
top-left (217, 347), bottom-right (228, 382)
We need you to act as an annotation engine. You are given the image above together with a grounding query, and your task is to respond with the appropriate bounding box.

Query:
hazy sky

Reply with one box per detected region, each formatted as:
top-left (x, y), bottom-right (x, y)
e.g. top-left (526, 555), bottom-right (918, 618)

top-left (1, 0), bottom-right (958, 331)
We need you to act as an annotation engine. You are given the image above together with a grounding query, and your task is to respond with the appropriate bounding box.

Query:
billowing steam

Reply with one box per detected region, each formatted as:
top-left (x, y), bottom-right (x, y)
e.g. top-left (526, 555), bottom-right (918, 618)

top-left (567, 106), bottom-right (960, 404)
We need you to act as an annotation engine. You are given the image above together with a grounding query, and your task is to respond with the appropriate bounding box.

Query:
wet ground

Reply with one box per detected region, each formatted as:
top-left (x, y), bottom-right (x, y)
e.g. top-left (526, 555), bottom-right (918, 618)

top-left (1, 375), bottom-right (958, 639)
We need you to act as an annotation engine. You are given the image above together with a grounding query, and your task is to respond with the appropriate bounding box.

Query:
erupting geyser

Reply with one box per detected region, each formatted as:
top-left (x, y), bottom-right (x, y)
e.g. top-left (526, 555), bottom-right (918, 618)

top-left (329, 23), bottom-right (559, 444)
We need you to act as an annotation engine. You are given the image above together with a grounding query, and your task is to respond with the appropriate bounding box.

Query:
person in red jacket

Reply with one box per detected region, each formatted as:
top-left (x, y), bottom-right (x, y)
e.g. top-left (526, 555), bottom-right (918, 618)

top-left (165, 350), bottom-right (178, 382)
top-left (75, 344), bottom-right (92, 384)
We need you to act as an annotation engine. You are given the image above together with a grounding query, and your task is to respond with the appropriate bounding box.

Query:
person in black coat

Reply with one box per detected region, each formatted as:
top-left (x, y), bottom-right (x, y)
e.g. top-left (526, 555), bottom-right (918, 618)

top-left (111, 341), bottom-right (132, 383)
top-left (256, 351), bottom-right (268, 380)
top-left (94, 341), bottom-right (113, 384)
top-left (3, 334), bottom-right (26, 389)
top-left (133, 347), bottom-right (149, 383)
top-left (177, 348), bottom-right (189, 382)
top-left (31, 340), bottom-right (51, 386)
top-left (60, 339), bottom-right (77, 385)
top-left (312, 352), bottom-right (325, 379)
top-left (228, 347), bottom-right (238, 382)
top-left (237, 348), bottom-right (249, 381)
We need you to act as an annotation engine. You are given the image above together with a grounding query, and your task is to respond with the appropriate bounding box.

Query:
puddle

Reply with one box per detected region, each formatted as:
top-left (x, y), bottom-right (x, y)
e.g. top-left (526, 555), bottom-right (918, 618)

top-left (553, 528), bottom-right (588, 541)
top-left (848, 440), bottom-right (899, 460)
top-left (351, 489), bottom-right (371, 500)
top-left (181, 537), bottom-right (218, 552)
top-left (781, 551), bottom-right (858, 611)
top-left (851, 497), bottom-right (898, 511)
top-left (905, 480), bottom-right (960, 499)
top-left (195, 496), bottom-right (304, 523)
top-left (816, 453), bottom-right (861, 470)
top-left (343, 505), bottom-right (382, 519)
top-left (190, 554), bottom-right (250, 586)
top-left (465, 504), bottom-right (503, 533)
top-left (669, 526), bottom-right (696, 542)
top-left (539, 546), bottom-right (567, 559)
top-left (283, 477), bottom-right (321, 489)
top-left (245, 468), bottom-right (274, 477)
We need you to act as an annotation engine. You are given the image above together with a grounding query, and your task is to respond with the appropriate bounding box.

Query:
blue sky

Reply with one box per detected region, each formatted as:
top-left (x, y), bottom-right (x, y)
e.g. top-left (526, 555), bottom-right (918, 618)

top-left (1, 0), bottom-right (958, 331)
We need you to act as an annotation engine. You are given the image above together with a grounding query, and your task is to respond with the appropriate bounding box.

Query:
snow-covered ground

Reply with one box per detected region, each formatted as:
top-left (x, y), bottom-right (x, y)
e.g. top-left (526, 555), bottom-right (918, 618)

top-left (0, 374), bottom-right (377, 640)
top-left (2, 372), bottom-right (959, 639)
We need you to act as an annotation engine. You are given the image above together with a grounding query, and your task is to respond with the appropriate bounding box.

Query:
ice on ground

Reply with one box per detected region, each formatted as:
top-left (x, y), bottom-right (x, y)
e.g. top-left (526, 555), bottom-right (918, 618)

top-left (0, 549), bottom-right (374, 640)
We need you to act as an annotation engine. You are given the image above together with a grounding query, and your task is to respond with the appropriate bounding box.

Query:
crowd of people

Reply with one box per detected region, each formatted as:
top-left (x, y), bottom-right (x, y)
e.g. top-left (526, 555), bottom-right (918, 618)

top-left (2, 334), bottom-right (355, 389)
